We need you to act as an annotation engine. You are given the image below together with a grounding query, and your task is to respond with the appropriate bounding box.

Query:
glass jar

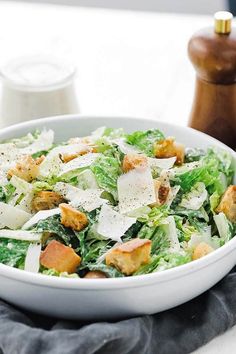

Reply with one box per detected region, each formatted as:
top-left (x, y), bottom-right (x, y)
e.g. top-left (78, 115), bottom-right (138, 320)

top-left (0, 55), bottom-right (79, 127)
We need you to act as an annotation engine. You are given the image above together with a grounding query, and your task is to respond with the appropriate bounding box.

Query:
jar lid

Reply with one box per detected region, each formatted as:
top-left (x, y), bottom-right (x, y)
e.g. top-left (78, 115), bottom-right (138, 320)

top-left (0, 55), bottom-right (76, 91)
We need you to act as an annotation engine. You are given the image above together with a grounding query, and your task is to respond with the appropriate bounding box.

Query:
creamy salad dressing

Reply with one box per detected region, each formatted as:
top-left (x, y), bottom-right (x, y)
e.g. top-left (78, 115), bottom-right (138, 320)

top-left (0, 56), bottom-right (79, 127)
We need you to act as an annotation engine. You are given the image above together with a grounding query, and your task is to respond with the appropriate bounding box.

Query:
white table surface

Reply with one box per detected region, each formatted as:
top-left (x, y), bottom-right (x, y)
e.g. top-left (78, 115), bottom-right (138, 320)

top-left (0, 1), bottom-right (235, 353)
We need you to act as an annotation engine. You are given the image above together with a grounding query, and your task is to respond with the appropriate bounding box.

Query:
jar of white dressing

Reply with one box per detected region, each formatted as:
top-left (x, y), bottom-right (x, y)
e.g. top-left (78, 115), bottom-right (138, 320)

top-left (0, 56), bottom-right (79, 127)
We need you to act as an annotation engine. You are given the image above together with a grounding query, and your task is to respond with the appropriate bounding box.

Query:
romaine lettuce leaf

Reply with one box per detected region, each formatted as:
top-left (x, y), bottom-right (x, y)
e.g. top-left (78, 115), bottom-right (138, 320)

top-left (0, 238), bottom-right (29, 268)
top-left (185, 148), bottom-right (205, 162)
top-left (32, 214), bottom-right (79, 248)
top-left (126, 129), bottom-right (165, 157)
top-left (138, 224), bottom-right (170, 254)
top-left (154, 252), bottom-right (191, 272)
top-left (214, 212), bottom-right (235, 243)
top-left (91, 155), bottom-right (121, 199)
top-left (103, 127), bottom-right (125, 139)
top-left (180, 182), bottom-right (208, 210)
top-left (135, 251), bottom-right (191, 275)
top-left (77, 169), bottom-right (98, 190)
top-left (87, 262), bottom-right (124, 278)
top-left (0, 184), bottom-right (16, 203)
top-left (209, 191), bottom-right (221, 213)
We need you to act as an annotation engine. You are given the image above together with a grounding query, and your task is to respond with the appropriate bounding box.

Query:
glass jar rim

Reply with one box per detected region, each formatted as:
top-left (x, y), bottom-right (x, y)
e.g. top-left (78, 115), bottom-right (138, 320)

top-left (0, 55), bottom-right (77, 92)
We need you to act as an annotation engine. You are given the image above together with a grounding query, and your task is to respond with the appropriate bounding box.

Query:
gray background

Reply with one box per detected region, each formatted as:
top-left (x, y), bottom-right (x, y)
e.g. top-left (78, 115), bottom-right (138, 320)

top-left (11, 0), bottom-right (227, 14)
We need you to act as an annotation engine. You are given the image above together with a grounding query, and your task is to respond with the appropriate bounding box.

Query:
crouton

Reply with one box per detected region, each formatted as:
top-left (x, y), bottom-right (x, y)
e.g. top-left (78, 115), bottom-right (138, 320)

top-left (32, 191), bottom-right (65, 212)
top-left (61, 147), bottom-right (97, 163)
top-left (192, 242), bottom-right (214, 261)
top-left (122, 154), bottom-right (148, 173)
top-left (40, 240), bottom-right (81, 273)
top-left (154, 137), bottom-right (185, 165)
top-left (60, 203), bottom-right (88, 231)
top-left (216, 185), bottom-right (236, 222)
top-left (35, 155), bottom-right (45, 165)
top-left (84, 271), bottom-right (107, 279)
top-left (7, 155), bottom-right (42, 182)
top-left (151, 179), bottom-right (170, 207)
top-left (105, 238), bottom-right (151, 275)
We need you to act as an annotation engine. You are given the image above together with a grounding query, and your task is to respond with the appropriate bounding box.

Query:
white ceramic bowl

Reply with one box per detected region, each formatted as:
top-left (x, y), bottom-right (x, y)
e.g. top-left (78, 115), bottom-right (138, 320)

top-left (0, 115), bottom-right (235, 320)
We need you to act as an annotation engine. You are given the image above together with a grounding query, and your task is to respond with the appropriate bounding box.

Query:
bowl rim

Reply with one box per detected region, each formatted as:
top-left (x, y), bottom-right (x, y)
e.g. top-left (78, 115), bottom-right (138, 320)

top-left (0, 114), bottom-right (235, 290)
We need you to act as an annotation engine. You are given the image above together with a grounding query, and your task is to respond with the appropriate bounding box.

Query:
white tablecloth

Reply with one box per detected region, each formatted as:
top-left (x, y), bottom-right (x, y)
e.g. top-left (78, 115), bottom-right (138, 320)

top-left (0, 1), bottom-right (235, 352)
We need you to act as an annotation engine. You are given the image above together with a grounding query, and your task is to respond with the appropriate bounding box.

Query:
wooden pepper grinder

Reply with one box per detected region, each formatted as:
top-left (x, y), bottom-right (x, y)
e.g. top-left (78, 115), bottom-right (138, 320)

top-left (188, 11), bottom-right (236, 148)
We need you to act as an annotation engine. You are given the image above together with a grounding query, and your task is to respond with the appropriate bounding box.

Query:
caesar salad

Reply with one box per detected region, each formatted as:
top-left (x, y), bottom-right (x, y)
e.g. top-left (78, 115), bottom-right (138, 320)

top-left (0, 126), bottom-right (235, 278)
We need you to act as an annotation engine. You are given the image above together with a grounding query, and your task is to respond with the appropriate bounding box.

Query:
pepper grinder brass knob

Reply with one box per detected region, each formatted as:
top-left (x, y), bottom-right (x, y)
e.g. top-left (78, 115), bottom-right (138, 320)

top-left (214, 11), bottom-right (233, 34)
top-left (188, 11), bottom-right (236, 148)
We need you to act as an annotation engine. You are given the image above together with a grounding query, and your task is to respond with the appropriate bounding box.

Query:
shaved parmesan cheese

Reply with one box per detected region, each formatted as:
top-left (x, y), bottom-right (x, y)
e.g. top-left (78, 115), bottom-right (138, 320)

top-left (77, 169), bottom-right (98, 189)
top-left (148, 156), bottom-right (176, 170)
top-left (0, 202), bottom-right (31, 229)
top-left (10, 175), bottom-right (33, 194)
top-left (0, 230), bottom-right (41, 241)
top-left (91, 126), bottom-right (106, 139)
top-left (214, 212), bottom-right (231, 242)
top-left (113, 138), bottom-right (141, 154)
top-left (97, 204), bottom-right (136, 242)
top-left (22, 208), bottom-right (60, 230)
top-left (24, 243), bottom-right (41, 273)
top-left (16, 193), bottom-right (34, 213)
top-left (54, 182), bottom-right (79, 199)
top-left (39, 154), bottom-right (63, 178)
top-left (163, 216), bottom-right (180, 251)
top-left (118, 167), bottom-right (156, 214)
top-left (0, 143), bottom-right (21, 167)
top-left (166, 185), bottom-right (180, 207)
top-left (9, 175), bottom-right (34, 212)
top-left (180, 182), bottom-right (207, 210)
top-left (48, 143), bottom-right (90, 157)
top-left (70, 189), bottom-right (105, 212)
top-left (0, 130), bottom-right (54, 171)
top-left (188, 226), bottom-right (217, 249)
top-left (54, 182), bottom-right (105, 212)
top-left (58, 153), bottom-right (101, 177)
top-left (21, 129), bottom-right (54, 155)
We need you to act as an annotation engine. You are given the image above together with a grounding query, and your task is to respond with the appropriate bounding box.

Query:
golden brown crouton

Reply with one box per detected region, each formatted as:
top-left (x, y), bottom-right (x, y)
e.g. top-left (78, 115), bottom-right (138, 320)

top-left (40, 240), bottom-right (81, 273)
top-left (84, 271), bottom-right (107, 279)
top-left (35, 155), bottom-right (45, 165)
top-left (61, 147), bottom-right (97, 163)
top-left (105, 238), bottom-right (151, 275)
top-left (60, 203), bottom-right (88, 231)
top-left (192, 242), bottom-right (214, 261)
top-left (7, 155), bottom-right (43, 182)
top-left (122, 154), bottom-right (148, 173)
top-left (154, 137), bottom-right (185, 165)
top-left (32, 191), bottom-right (65, 212)
top-left (216, 185), bottom-right (236, 222)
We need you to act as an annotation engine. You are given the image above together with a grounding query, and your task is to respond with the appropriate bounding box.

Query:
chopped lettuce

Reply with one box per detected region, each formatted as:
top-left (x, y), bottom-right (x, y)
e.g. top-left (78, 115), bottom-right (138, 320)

top-left (0, 184), bottom-right (16, 203)
top-left (185, 148), bottom-right (205, 162)
top-left (0, 238), bottom-right (29, 268)
top-left (213, 212), bottom-right (234, 243)
top-left (0, 126), bottom-right (235, 279)
top-left (180, 182), bottom-right (208, 210)
top-left (103, 127), bottom-right (125, 139)
top-left (32, 214), bottom-right (78, 248)
top-left (76, 169), bottom-right (98, 190)
top-left (135, 251), bottom-right (191, 275)
top-left (91, 155), bottom-right (121, 199)
top-left (42, 268), bottom-right (79, 278)
top-left (126, 129), bottom-right (165, 156)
